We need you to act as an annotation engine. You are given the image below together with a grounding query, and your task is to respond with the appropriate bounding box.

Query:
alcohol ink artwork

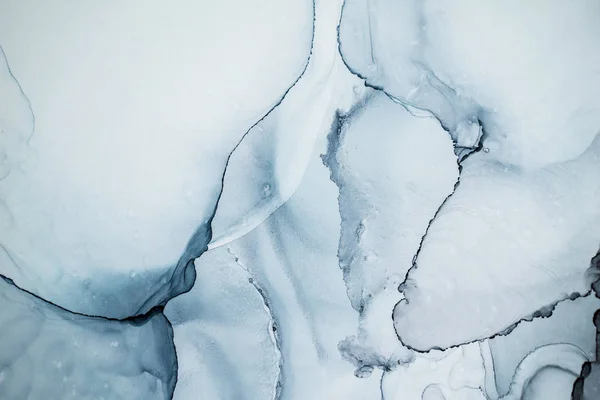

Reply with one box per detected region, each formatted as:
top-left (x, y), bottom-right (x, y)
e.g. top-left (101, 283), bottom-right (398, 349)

top-left (1, 1), bottom-right (599, 399)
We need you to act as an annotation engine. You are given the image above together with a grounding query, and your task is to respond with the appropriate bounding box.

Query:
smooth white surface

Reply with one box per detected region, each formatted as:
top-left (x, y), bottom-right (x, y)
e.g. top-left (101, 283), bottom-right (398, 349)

top-left (0, 0), bottom-right (312, 317)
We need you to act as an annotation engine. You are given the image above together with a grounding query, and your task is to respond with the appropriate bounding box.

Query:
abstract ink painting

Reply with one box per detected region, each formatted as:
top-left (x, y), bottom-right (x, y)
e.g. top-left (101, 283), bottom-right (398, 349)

top-left (1, 0), bottom-right (599, 399)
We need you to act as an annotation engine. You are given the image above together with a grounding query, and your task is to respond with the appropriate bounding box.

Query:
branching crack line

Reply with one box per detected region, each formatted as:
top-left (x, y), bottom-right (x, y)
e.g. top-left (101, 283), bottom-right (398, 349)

top-left (0, 44), bottom-right (36, 144)
top-left (379, 371), bottom-right (387, 400)
top-left (205, 0), bottom-right (317, 248)
top-left (390, 142), bottom-right (600, 355)
top-left (399, 134), bottom-right (484, 295)
top-left (0, 273), bottom-right (166, 323)
top-left (336, 0), bottom-right (482, 151)
top-left (397, 288), bottom-right (599, 355)
top-left (395, 189), bottom-right (599, 354)
top-left (226, 247), bottom-right (284, 400)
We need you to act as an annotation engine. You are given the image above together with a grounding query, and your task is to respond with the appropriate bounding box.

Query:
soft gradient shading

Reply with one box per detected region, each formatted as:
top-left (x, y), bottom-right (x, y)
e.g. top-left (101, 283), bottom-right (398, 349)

top-left (0, 0), bottom-right (599, 399)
